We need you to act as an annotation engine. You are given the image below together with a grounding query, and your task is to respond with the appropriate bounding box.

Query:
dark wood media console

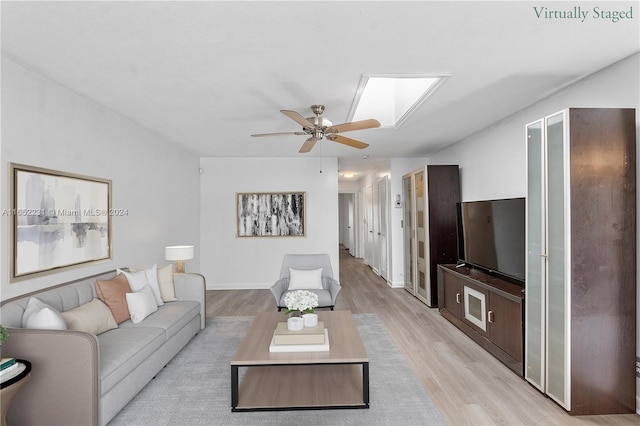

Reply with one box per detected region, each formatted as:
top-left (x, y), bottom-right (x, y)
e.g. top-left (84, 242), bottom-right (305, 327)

top-left (437, 264), bottom-right (524, 376)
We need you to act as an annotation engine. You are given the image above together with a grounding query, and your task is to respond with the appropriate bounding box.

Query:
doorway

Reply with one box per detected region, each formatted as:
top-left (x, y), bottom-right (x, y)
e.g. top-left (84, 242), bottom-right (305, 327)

top-left (338, 193), bottom-right (356, 257)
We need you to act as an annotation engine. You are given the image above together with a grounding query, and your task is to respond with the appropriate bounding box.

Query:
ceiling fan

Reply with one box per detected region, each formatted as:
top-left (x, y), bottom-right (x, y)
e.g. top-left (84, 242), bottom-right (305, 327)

top-left (251, 104), bottom-right (380, 153)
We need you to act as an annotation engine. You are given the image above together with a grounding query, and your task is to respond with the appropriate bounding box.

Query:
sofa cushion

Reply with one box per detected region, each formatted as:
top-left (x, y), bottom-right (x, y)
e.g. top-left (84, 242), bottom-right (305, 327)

top-left (157, 264), bottom-right (177, 302)
top-left (288, 268), bottom-right (324, 290)
top-left (117, 269), bottom-right (148, 292)
top-left (22, 297), bottom-right (68, 330)
top-left (129, 264), bottom-right (165, 306)
top-left (118, 301), bottom-right (200, 341)
top-left (96, 273), bottom-right (132, 324)
top-left (61, 299), bottom-right (118, 335)
top-left (125, 284), bottom-right (158, 324)
top-left (97, 326), bottom-right (165, 395)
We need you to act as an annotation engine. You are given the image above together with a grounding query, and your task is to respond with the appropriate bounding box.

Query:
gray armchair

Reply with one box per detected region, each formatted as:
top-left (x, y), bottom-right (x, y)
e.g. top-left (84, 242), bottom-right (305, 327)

top-left (270, 253), bottom-right (341, 311)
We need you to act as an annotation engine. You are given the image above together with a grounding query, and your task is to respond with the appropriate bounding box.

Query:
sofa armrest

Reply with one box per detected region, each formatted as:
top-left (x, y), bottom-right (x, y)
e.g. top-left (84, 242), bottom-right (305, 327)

top-left (173, 273), bottom-right (206, 329)
top-left (3, 328), bottom-right (100, 426)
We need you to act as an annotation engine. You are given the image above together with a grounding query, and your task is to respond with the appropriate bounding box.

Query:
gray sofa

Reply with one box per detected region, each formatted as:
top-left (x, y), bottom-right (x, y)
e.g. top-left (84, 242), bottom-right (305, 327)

top-left (0, 269), bottom-right (206, 426)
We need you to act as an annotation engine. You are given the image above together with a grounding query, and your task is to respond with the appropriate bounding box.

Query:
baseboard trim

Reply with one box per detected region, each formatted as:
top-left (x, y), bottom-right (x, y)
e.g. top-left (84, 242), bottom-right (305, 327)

top-left (387, 280), bottom-right (405, 289)
top-left (207, 283), bottom-right (271, 290)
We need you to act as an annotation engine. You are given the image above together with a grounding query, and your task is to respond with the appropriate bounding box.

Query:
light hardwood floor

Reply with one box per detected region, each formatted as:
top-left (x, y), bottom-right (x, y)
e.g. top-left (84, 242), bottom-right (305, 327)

top-left (206, 248), bottom-right (639, 425)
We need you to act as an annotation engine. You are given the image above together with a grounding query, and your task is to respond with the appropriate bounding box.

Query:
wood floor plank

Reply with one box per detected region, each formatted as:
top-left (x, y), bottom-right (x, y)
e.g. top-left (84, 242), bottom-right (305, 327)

top-left (205, 248), bottom-right (640, 425)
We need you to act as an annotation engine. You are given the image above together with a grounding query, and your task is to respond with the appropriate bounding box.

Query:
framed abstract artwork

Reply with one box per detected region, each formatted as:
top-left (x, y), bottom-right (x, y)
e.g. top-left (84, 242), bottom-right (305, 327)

top-left (9, 163), bottom-right (113, 281)
top-left (236, 192), bottom-right (305, 237)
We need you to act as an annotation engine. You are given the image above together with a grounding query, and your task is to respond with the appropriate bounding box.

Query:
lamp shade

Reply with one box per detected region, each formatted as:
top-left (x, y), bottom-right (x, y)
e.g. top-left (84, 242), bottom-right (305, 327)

top-left (165, 245), bottom-right (194, 261)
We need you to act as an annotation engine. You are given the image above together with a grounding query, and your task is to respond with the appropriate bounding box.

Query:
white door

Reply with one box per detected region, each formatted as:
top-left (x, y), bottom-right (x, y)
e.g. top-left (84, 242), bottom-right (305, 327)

top-left (347, 194), bottom-right (355, 257)
top-left (377, 176), bottom-right (389, 280)
top-left (364, 184), bottom-right (374, 266)
top-left (372, 183), bottom-right (380, 275)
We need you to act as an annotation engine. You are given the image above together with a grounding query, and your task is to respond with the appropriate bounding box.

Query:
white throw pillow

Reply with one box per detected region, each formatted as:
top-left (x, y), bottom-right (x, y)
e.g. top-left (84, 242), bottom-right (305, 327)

top-left (130, 264), bottom-right (164, 307)
top-left (22, 297), bottom-right (67, 330)
top-left (288, 268), bottom-right (324, 290)
top-left (157, 264), bottom-right (177, 302)
top-left (126, 284), bottom-right (158, 324)
top-left (117, 269), bottom-right (149, 292)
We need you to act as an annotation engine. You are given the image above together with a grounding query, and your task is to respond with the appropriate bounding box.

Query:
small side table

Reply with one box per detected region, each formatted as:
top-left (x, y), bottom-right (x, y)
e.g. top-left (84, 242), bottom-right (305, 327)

top-left (0, 360), bottom-right (31, 426)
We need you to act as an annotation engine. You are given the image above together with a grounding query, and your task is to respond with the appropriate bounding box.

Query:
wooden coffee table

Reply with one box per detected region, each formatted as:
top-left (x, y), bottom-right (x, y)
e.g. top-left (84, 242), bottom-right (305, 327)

top-left (230, 310), bottom-right (369, 411)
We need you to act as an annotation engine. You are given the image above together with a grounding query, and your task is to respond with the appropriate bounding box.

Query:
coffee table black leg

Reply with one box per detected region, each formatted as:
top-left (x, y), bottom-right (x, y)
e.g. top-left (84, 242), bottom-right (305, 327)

top-left (363, 362), bottom-right (370, 407)
top-left (231, 366), bottom-right (239, 410)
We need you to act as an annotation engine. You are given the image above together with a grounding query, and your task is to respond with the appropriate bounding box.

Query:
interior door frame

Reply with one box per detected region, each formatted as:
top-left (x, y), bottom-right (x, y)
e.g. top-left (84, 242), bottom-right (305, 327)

top-left (338, 191), bottom-right (359, 258)
top-left (377, 175), bottom-right (390, 281)
top-left (364, 183), bottom-right (374, 267)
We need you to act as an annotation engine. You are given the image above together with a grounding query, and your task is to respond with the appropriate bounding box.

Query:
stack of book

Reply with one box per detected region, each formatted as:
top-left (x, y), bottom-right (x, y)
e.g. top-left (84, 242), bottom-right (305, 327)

top-left (0, 357), bottom-right (22, 382)
top-left (269, 322), bottom-right (330, 352)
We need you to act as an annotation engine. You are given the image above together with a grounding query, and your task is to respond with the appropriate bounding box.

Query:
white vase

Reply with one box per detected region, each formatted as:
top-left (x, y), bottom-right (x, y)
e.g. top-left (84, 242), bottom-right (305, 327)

top-left (302, 313), bottom-right (318, 328)
top-left (287, 316), bottom-right (304, 332)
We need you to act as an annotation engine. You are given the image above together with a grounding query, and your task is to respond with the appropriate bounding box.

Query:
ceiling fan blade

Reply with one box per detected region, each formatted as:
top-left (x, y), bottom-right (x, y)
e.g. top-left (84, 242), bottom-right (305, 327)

top-left (281, 110), bottom-right (316, 129)
top-left (299, 137), bottom-right (318, 153)
top-left (251, 131), bottom-right (307, 137)
top-left (326, 119), bottom-right (381, 134)
top-left (326, 134), bottom-right (369, 149)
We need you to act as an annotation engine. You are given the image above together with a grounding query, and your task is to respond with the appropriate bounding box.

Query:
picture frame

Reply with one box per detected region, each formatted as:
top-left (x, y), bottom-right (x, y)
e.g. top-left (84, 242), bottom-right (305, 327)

top-left (9, 163), bottom-right (113, 281)
top-left (236, 192), bottom-right (305, 237)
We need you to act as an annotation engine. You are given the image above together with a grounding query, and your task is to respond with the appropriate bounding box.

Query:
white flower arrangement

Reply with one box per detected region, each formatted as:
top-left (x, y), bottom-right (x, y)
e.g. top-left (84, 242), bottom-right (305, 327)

top-left (284, 290), bottom-right (319, 314)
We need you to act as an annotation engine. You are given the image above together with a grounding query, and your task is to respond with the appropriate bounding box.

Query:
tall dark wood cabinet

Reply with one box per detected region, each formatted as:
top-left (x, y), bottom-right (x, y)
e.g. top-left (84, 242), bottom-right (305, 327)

top-left (525, 108), bottom-right (636, 415)
top-left (402, 165), bottom-right (460, 307)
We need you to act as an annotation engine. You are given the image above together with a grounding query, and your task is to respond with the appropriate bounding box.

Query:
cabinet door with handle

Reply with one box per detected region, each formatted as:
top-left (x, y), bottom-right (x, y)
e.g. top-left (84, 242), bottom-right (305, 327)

top-left (441, 271), bottom-right (463, 319)
top-left (488, 293), bottom-right (523, 362)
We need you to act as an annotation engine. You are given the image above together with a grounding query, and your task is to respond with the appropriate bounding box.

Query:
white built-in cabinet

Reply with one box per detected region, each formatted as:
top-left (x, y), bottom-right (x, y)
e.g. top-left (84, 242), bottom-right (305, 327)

top-left (525, 108), bottom-right (636, 415)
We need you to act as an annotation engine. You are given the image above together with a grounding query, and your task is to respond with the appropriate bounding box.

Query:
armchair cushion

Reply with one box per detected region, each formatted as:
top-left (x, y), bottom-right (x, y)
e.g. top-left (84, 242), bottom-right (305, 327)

top-left (288, 268), bottom-right (323, 290)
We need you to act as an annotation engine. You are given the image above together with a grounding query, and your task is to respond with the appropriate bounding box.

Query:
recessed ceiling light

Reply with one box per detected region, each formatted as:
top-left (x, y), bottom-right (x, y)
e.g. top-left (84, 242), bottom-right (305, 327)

top-left (347, 74), bottom-right (448, 128)
top-left (342, 172), bottom-right (357, 178)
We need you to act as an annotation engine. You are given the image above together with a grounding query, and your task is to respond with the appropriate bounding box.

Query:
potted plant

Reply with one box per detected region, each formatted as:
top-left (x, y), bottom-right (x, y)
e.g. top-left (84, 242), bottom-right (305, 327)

top-left (0, 325), bottom-right (8, 346)
top-left (284, 290), bottom-right (319, 330)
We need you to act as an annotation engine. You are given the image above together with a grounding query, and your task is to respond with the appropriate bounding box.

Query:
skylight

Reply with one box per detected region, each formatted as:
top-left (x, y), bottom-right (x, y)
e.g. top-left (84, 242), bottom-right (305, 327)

top-left (347, 74), bottom-right (447, 128)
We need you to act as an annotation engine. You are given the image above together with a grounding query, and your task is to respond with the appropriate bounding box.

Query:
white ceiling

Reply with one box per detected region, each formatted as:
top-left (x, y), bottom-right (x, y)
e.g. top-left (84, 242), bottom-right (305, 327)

top-left (2, 1), bottom-right (638, 179)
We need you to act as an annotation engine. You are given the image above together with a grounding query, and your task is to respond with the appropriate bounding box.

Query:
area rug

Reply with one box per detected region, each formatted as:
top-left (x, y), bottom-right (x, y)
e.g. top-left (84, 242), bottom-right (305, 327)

top-left (109, 314), bottom-right (445, 425)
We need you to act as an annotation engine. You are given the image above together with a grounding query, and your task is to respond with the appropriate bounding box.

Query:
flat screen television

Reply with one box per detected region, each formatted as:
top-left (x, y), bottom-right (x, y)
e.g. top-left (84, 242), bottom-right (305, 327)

top-left (456, 197), bottom-right (525, 285)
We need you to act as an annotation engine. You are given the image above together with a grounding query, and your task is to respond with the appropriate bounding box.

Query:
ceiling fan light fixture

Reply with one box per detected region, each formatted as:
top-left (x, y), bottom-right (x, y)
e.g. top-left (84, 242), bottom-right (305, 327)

top-left (253, 105), bottom-right (379, 153)
top-left (347, 74), bottom-right (449, 128)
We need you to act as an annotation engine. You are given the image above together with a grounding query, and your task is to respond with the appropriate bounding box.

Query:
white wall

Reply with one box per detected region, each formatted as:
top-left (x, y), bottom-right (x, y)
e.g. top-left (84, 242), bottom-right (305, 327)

top-left (429, 53), bottom-right (640, 412)
top-left (430, 54), bottom-right (639, 201)
top-left (1, 58), bottom-right (201, 300)
top-left (199, 157), bottom-right (339, 289)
